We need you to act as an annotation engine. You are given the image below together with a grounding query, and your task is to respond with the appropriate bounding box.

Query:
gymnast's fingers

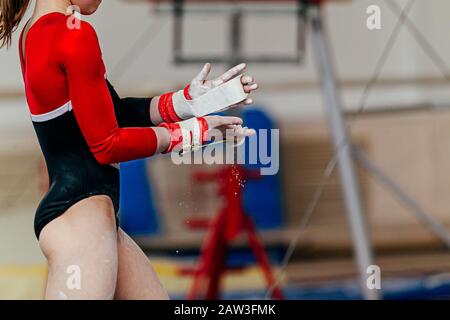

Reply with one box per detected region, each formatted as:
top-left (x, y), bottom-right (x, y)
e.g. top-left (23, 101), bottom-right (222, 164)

top-left (226, 126), bottom-right (256, 137)
top-left (212, 63), bottom-right (246, 87)
top-left (231, 99), bottom-right (254, 109)
top-left (244, 98), bottom-right (254, 105)
top-left (241, 75), bottom-right (254, 85)
top-left (217, 116), bottom-right (243, 127)
top-left (193, 63), bottom-right (212, 82)
top-left (244, 83), bottom-right (259, 93)
top-left (204, 115), bottom-right (243, 129)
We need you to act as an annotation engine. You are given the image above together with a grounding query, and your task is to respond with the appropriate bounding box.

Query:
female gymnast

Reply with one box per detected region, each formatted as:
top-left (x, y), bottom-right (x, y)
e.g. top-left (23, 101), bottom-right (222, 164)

top-left (0, 0), bottom-right (258, 300)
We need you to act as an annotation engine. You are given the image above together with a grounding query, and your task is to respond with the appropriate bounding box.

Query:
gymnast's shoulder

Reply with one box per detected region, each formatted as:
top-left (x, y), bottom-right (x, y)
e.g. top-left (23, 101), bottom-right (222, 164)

top-left (52, 16), bottom-right (103, 63)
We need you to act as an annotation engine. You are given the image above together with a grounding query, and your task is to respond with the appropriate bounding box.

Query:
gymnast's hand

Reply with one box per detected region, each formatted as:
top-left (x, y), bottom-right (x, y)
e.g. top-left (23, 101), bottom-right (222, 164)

top-left (153, 63), bottom-right (258, 125)
top-left (189, 63), bottom-right (259, 107)
top-left (204, 115), bottom-right (256, 141)
top-left (159, 115), bottom-right (256, 154)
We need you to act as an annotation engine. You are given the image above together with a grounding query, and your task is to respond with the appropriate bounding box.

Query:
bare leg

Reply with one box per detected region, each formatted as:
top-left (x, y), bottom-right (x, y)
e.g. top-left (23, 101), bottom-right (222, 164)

top-left (39, 196), bottom-right (119, 300)
top-left (114, 229), bottom-right (169, 300)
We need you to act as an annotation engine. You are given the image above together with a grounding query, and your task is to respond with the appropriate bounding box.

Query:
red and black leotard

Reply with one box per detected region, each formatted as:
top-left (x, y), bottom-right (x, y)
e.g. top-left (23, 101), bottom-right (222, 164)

top-left (19, 12), bottom-right (159, 238)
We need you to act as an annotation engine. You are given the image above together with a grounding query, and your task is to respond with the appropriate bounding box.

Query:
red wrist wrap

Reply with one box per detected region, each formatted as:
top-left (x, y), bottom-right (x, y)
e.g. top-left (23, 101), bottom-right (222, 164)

top-left (159, 117), bottom-right (209, 154)
top-left (197, 117), bottom-right (209, 144)
top-left (158, 84), bottom-right (191, 123)
top-left (159, 122), bottom-right (183, 153)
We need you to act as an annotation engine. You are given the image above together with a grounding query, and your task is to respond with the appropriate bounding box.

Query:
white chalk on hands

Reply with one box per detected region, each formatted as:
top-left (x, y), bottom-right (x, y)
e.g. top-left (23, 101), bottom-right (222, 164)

top-left (173, 75), bottom-right (249, 118)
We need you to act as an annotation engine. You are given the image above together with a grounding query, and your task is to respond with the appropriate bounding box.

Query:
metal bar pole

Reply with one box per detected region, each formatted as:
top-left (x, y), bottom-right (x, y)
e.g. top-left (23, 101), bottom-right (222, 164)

top-left (296, 0), bottom-right (307, 62)
top-left (309, 5), bottom-right (380, 300)
top-left (157, 5), bottom-right (300, 15)
top-left (353, 145), bottom-right (450, 247)
top-left (227, 7), bottom-right (243, 120)
top-left (230, 8), bottom-right (243, 67)
top-left (173, 0), bottom-right (184, 63)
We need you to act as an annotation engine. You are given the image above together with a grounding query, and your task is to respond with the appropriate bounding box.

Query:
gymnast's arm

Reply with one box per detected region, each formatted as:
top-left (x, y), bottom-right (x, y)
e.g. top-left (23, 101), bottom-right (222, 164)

top-left (106, 79), bottom-right (156, 128)
top-left (148, 63), bottom-right (259, 125)
top-left (106, 64), bottom-right (258, 127)
top-left (59, 22), bottom-right (169, 164)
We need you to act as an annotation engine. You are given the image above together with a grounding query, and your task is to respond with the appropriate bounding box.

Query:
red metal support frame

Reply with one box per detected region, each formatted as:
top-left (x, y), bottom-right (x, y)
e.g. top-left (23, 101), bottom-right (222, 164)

top-left (184, 165), bottom-right (284, 300)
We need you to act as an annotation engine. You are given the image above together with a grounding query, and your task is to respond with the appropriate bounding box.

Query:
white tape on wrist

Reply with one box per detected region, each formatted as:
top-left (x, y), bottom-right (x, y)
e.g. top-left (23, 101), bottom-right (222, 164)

top-left (173, 75), bottom-right (248, 119)
top-left (179, 118), bottom-right (202, 153)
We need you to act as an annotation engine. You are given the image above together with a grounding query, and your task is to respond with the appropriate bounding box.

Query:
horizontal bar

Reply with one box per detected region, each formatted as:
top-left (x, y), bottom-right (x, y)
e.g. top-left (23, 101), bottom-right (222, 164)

top-left (155, 4), bottom-right (303, 15)
top-left (174, 54), bottom-right (304, 64)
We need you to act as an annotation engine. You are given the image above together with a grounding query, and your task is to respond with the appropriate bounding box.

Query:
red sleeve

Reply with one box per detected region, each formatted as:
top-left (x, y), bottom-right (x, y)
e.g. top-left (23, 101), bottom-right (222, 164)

top-left (58, 22), bottom-right (158, 165)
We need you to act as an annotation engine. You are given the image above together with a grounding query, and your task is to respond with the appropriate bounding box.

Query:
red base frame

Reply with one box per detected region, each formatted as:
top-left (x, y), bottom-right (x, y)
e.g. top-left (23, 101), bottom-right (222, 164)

top-left (181, 165), bottom-right (284, 300)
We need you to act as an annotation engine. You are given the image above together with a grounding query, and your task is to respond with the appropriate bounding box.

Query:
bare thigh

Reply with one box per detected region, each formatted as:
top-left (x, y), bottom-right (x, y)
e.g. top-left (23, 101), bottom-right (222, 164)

top-left (114, 229), bottom-right (169, 300)
top-left (39, 196), bottom-right (119, 300)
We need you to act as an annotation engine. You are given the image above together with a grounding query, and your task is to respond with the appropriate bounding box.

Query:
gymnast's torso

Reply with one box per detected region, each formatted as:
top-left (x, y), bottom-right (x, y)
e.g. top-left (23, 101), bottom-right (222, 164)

top-left (18, 12), bottom-right (155, 239)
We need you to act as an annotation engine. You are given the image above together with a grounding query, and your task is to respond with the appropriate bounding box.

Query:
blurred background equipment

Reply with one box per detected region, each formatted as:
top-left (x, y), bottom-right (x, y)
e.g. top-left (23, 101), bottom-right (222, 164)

top-left (144, 0), bottom-right (378, 300)
top-left (3, 0), bottom-right (450, 300)
top-left (120, 159), bottom-right (161, 235)
top-left (180, 165), bottom-right (283, 300)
